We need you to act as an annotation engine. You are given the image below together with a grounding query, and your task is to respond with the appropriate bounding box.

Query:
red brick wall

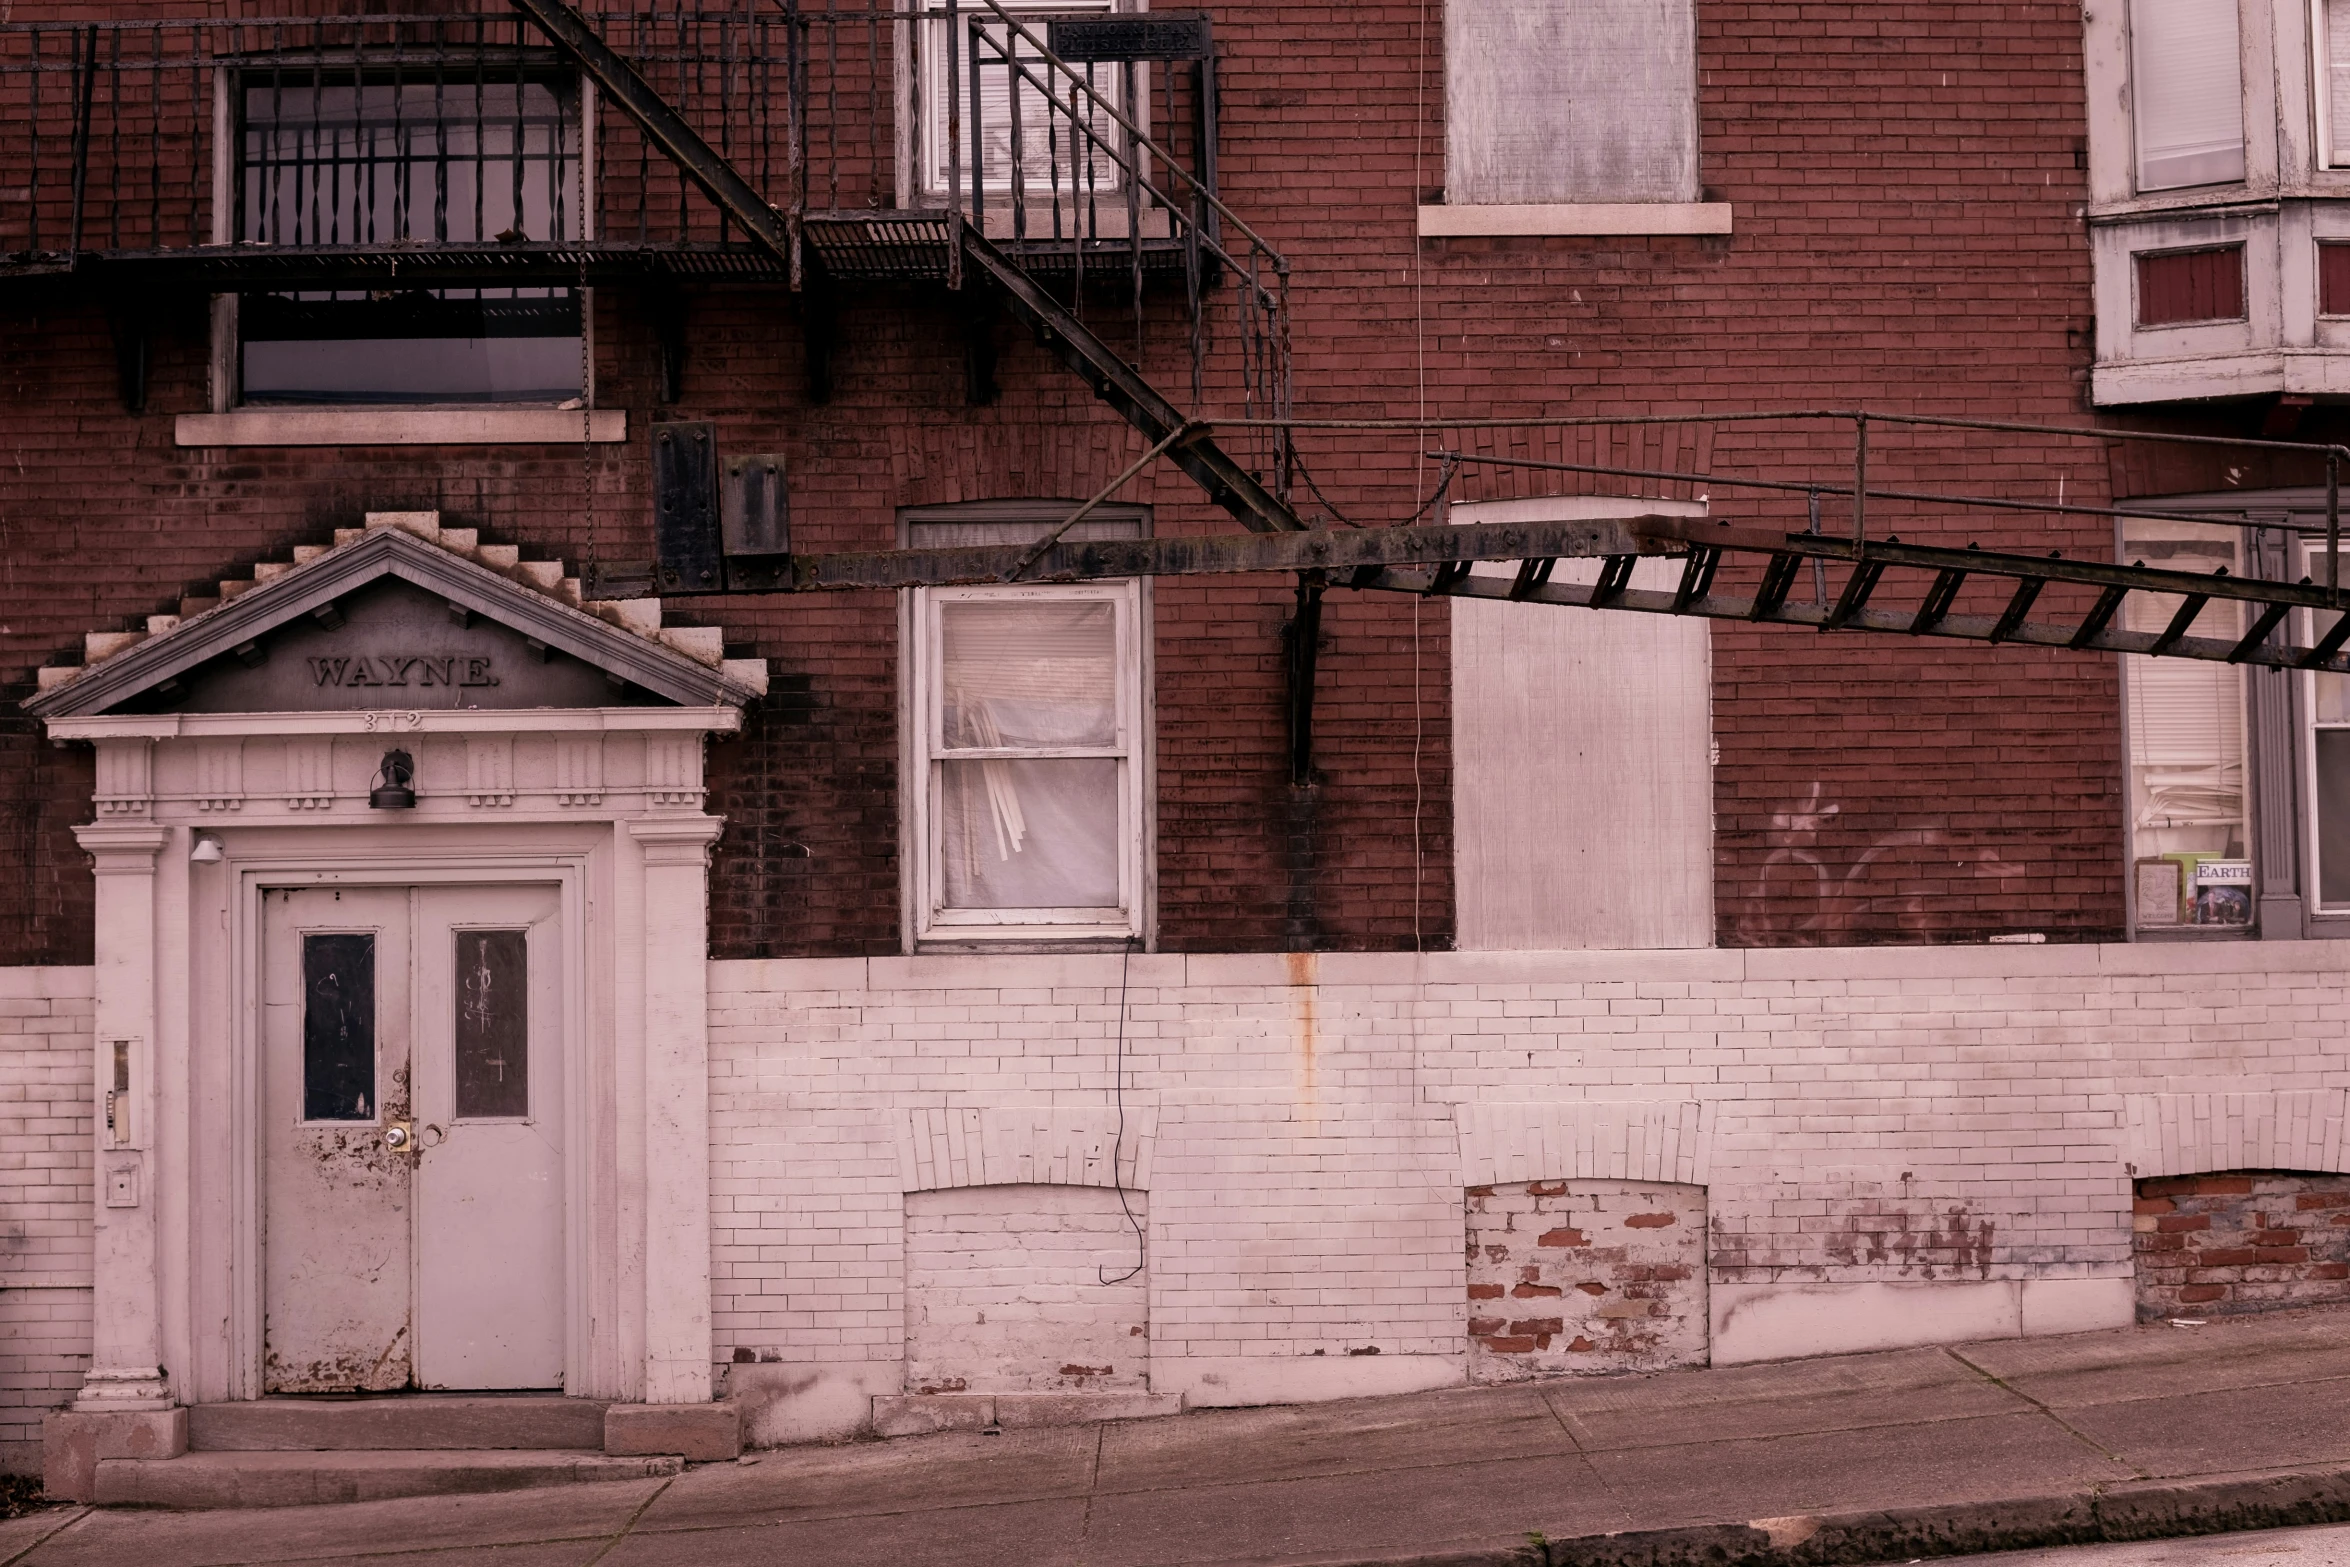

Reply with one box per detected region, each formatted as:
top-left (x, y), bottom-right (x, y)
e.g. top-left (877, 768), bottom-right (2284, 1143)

top-left (2133, 1173), bottom-right (2350, 1321)
top-left (0, 2), bottom-right (2125, 958)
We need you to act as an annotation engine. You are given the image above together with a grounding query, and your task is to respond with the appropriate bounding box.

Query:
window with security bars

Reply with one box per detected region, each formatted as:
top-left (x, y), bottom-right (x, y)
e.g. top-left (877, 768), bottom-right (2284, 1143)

top-left (902, 506), bottom-right (1150, 944)
top-left (234, 71), bottom-right (584, 404)
top-left (914, 0), bottom-right (1132, 202)
top-left (2121, 518), bottom-right (2253, 930)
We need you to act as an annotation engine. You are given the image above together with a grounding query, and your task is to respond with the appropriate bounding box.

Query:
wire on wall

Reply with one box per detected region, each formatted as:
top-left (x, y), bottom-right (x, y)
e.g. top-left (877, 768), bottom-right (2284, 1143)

top-left (1099, 936), bottom-right (1145, 1285)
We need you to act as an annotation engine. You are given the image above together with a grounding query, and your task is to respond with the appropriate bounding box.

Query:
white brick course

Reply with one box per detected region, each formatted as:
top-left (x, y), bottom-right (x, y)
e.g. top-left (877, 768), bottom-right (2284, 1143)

top-left (707, 940), bottom-right (2350, 1408)
top-left (0, 968), bottom-right (93, 1474)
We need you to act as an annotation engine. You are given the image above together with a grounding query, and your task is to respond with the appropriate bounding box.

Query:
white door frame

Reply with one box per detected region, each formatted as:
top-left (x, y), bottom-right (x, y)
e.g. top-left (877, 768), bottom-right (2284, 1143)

top-left (238, 856), bottom-right (590, 1398)
top-left (48, 707), bottom-right (736, 1413)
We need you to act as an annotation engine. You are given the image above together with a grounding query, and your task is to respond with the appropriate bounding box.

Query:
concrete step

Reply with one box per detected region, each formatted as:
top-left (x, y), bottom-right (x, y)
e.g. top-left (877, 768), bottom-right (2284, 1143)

top-left (189, 1396), bottom-right (610, 1453)
top-left (94, 1449), bottom-right (679, 1509)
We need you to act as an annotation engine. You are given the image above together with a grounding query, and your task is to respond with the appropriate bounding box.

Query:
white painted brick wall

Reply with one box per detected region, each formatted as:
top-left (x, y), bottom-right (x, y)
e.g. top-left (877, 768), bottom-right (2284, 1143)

top-left (706, 942), bottom-right (2350, 1394)
top-left (904, 1185), bottom-right (1148, 1392)
top-left (0, 968), bottom-right (93, 1474)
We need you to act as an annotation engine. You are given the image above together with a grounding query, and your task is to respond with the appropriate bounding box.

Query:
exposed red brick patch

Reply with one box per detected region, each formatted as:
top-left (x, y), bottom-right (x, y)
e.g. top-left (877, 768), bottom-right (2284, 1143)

top-left (1512, 1282), bottom-right (1564, 1298)
top-left (1624, 1213), bottom-right (1678, 1229)
top-left (1467, 1283), bottom-right (1504, 1301)
top-left (1537, 1228), bottom-right (1587, 1248)
top-left (2135, 1173), bottom-right (2350, 1319)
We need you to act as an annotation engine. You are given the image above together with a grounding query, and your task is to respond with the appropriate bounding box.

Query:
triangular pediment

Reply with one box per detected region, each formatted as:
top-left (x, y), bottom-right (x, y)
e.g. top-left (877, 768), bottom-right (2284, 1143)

top-left (25, 519), bottom-right (766, 718)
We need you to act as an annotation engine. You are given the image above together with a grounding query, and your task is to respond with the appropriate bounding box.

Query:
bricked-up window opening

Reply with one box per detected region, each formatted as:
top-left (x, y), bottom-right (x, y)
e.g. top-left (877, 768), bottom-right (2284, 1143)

top-left (914, 0), bottom-right (1131, 201)
top-left (453, 929), bottom-right (528, 1120)
top-left (2133, 1172), bottom-right (2350, 1319)
top-left (2135, 246), bottom-right (2249, 327)
top-left (904, 506), bottom-right (1152, 946)
top-left (2130, 0), bottom-right (2247, 191)
top-left (301, 932), bottom-right (377, 1122)
top-left (1464, 1179), bottom-right (1707, 1380)
top-left (1443, 0), bottom-right (1698, 205)
top-left (2123, 518), bottom-right (2251, 929)
top-left (236, 74), bottom-right (583, 404)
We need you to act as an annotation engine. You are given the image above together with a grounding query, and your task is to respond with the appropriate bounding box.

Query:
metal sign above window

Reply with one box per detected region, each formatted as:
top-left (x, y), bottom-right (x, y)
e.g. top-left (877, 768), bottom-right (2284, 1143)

top-left (1044, 15), bottom-right (1212, 61)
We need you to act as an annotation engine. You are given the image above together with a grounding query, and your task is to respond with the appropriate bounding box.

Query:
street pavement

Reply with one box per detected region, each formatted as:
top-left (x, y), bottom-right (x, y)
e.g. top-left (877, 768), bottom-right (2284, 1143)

top-left (1967, 1520), bottom-right (2350, 1567)
top-left (4, 1306), bottom-right (2350, 1566)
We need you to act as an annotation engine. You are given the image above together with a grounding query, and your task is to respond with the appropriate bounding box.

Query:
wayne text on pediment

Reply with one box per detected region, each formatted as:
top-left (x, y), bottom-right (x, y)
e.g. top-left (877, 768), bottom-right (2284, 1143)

top-left (308, 655), bottom-right (499, 689)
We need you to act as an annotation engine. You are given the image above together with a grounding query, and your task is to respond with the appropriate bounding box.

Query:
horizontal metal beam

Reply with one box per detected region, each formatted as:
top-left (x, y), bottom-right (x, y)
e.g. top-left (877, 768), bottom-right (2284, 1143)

top-left (765, 516), bottom-right (1666, 592)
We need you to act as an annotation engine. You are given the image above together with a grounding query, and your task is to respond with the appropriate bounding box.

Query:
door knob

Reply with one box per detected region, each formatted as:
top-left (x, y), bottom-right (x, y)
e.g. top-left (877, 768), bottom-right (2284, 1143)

top-left (383, 1121), bottom-right (414, 1151)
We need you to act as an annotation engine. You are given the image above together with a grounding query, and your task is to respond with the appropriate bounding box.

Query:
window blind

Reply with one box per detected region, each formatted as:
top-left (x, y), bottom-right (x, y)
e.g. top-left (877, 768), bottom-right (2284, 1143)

top-left (1445, 0), bottom-right (1698, 205)
top-left (2326, 0), bottom-right (2350, 164)
top-left (922, 0), bottom-right (1124, 197)
top-left (2129, 0), bottom-right (2246, 191)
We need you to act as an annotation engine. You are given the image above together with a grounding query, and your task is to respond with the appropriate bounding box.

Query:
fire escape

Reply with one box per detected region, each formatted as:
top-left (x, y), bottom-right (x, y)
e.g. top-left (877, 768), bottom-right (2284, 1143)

top-left (0, 2), bottom-right (1302, 539)
top-left (12, 4), bottom-right (2350, 785)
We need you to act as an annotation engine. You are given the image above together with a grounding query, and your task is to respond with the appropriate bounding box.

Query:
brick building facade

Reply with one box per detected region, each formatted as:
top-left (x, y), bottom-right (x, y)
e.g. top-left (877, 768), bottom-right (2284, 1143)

top-left (5, 0), bottom-right (2350, 1491)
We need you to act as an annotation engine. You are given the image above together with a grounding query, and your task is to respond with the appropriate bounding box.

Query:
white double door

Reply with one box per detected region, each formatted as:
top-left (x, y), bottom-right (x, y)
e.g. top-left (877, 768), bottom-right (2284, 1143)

top-left (262, 884), bottom-right (566, 1392)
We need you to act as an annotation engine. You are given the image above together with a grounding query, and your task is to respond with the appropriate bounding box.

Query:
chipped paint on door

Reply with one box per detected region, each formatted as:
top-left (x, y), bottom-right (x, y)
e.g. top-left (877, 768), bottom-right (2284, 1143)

top-left (263, 887), bottom-right (416, 1392)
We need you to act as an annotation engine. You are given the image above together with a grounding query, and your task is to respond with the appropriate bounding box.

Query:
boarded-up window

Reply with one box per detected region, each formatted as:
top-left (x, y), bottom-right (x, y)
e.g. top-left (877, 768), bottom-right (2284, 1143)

top-left (2129, 0), bottom-right (2246, 192)
top-left (1444, 0), bottom-right (1697, 205)
top-left (2135, 247), bottom-right (2246, 326)
top-left (2320, 245), bottom-right (2350, 316)
top-left (1451, 508), bottom-right (1713, 950)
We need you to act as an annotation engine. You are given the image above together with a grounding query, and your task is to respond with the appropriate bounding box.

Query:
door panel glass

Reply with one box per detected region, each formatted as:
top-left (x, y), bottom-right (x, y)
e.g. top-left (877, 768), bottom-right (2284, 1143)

top-left (301, 933), bottom-right (377, 1121)
top-left (454, 929), bottom-right (530, 1119)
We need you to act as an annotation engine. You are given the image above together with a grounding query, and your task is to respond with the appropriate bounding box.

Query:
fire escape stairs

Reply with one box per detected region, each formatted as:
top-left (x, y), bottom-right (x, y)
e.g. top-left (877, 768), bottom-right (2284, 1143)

top-left (505, 0), bottom-right (1305, 538)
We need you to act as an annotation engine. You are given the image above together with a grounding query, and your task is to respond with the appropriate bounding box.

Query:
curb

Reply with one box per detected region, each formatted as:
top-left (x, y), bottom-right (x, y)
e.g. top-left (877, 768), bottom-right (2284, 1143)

top-left (1300, 1464), bottom-right (2350, 1567)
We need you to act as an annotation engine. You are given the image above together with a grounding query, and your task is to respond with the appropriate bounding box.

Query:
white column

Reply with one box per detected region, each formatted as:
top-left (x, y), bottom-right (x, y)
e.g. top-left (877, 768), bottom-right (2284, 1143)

top-left (73, 821), bottom-right (172, 1411)
top-left (628, 816), bottom-right (723, 1404)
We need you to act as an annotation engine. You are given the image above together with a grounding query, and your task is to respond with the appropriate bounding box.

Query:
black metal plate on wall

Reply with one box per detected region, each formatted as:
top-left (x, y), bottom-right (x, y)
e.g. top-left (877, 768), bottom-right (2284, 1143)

top-left (1046, 14), bottom-right (1211, 61)
top-left (723, 453), bottom-right (792, 592)
top-left (652, 421), bottom-right (722, 593)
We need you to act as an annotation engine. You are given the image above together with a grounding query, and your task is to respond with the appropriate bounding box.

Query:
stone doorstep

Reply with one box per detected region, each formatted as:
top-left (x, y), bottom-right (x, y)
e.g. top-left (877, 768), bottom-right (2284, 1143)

top-left (91, 1449), bottom-right (681, 1510)
top-left (188, 1396), bottom-right (611, 1453)
top-left (871, 1390), bottom-right (1181, 1439)
top-left (46, 1400), bottom-right (739, 1504)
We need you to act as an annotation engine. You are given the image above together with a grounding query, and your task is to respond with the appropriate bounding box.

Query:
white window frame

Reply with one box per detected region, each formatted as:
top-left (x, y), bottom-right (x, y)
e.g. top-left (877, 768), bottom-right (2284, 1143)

top-left (2317, 0), bottom-right (2350, 169)
top-left (182, 71), bottom-right (610, 448)
top-left (2118, 515), bottom-right (2254, 934)
top-left (897, 0), bottom-right (1145, 209)
top-left (2294, 533), bottom-right (2350, 912)
top-left (905, 577), bottom-right (1151, 946)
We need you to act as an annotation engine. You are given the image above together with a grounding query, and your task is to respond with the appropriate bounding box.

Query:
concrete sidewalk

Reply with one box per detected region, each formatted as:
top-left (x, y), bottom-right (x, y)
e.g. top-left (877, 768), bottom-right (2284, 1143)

top-left (9, 1307), bottom-right (2350, 1567)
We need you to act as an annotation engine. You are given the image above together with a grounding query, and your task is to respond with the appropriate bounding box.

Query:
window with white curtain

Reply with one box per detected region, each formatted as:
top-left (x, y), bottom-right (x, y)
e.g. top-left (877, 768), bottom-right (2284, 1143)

top-left (914, 0), bottom-right (1131, 201)
top-left (2130, 0), bottom-right (2247, 191)
top-left (903, 508), bottom-right (1149, 943)
top-left (2122, 519), bottom-right (2251, 929)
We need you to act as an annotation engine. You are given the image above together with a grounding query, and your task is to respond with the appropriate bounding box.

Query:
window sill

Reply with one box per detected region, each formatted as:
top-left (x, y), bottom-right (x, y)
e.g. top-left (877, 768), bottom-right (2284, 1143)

top-left (175, 408), bottom-right (628, 448)
top-left (1417, 202), bottom-right (1732, 238)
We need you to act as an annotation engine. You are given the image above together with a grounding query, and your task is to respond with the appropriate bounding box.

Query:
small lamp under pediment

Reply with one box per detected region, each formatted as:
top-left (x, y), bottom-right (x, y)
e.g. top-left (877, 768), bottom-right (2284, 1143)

top-left (369, 749), bottom-right (417, 811)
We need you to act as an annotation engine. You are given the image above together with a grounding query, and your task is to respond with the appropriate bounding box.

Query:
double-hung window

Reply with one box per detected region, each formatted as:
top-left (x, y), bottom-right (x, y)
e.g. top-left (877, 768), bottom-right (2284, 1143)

top-left (903, 507), bottom-right (1150, 945)
top-left (233, 66), bottom-right (584, 405)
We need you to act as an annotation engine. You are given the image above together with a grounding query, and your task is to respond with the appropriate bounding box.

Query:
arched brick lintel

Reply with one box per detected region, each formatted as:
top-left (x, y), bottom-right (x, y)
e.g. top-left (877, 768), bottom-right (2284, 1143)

top-left (2123, 1090), bottom-right (2350, 1179)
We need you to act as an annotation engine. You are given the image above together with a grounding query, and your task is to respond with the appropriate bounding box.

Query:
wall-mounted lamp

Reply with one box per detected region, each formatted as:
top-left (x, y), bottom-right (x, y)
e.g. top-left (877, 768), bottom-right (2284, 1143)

top-left (189, 833), bottom-right (224, 864)
top-left (369, 749), bottom-right (416, 811)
